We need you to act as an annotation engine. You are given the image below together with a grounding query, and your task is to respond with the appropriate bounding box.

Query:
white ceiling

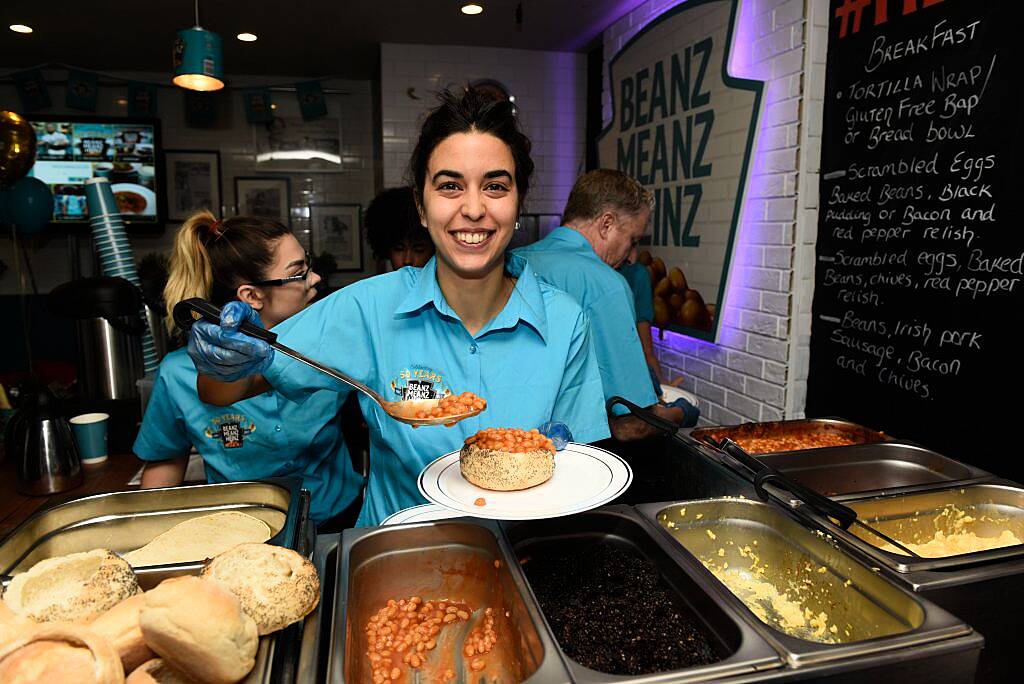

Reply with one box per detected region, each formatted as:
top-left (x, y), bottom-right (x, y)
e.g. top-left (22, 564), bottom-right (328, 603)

top-left (2, 0), bottom-right (647, 79)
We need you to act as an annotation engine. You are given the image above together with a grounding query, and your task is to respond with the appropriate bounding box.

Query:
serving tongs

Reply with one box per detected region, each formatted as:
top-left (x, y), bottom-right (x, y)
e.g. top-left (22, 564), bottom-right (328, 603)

top-left (173, 298), bottom-right (484, 427)
top-left (606, 396), bottom-right (920, 557)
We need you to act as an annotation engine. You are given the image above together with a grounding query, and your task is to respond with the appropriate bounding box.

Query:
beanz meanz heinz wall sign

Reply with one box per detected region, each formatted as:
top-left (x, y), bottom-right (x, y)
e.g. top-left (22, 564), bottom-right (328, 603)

top-left (598, 0), bottom-right (763, 342)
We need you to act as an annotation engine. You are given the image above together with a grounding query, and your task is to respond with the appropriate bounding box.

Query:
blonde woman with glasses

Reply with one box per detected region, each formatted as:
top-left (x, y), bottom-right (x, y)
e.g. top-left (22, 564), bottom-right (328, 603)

top-left (133, 210), bottom-right (364, 529)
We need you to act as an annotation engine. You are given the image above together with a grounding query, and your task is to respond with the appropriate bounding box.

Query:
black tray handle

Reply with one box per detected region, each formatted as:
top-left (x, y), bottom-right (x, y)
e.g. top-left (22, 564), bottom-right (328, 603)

top-left (606, 396), bottom-right (679, 434)
top-left (172, 297), bottom-right (278, 343)
top-left (715, 437), bottom-right (857, 529)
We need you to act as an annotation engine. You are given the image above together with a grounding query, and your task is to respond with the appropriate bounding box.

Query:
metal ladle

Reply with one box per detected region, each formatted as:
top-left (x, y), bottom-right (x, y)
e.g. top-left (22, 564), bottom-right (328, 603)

top-left (173, 298), bottom-right (485, 427)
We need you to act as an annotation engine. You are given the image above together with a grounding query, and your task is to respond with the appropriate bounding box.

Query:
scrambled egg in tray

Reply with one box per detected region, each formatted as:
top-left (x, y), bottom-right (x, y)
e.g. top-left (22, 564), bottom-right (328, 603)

top-left (871, 504), bottom-right (1022, 557)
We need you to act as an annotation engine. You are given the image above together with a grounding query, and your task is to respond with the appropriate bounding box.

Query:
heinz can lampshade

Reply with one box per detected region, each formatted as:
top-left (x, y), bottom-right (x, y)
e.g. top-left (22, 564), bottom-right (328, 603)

top-left (173, 26), bottom-right (225, 92)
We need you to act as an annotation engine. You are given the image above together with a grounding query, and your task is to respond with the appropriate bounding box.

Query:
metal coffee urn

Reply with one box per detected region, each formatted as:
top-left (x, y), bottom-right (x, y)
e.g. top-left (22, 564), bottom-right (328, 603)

top-left (49, 276), bottom-right (145, 400)
top-left (5, 387), bottom-right (83, 495)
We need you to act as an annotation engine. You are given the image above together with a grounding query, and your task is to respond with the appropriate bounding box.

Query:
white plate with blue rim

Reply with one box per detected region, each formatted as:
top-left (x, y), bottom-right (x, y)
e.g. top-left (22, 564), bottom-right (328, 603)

top-left (380, 503), bottom-right (464, 526)
top-left (417, 442), bottom-right (632, 520)
top-left (660, 384), bottom-right (699, 407)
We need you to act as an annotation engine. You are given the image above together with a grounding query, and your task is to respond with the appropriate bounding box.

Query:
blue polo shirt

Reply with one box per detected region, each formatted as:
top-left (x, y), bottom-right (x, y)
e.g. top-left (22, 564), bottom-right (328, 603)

top-left (133, 348), bottom-right (362, 524)
top-left (514, 227), bottom-right (658, 414)
top-left (264, 253), bottom-right (610, 526)
top-left (619, 262), bottom-right (654, 324)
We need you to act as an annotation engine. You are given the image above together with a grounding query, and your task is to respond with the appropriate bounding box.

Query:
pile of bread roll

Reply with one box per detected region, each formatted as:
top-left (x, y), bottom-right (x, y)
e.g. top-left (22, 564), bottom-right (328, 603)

top-left (0, 543), bottom-right (319, 683)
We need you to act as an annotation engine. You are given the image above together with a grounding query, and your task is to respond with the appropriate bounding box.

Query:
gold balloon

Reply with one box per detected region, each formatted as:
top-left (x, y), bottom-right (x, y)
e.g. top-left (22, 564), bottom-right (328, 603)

top-left (0, 111), bottom-right (38, 188)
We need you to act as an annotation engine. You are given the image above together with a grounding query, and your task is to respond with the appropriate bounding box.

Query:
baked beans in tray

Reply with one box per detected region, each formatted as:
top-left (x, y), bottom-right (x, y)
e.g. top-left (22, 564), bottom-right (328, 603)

top-left (691, 418), bottom-right (890, 456)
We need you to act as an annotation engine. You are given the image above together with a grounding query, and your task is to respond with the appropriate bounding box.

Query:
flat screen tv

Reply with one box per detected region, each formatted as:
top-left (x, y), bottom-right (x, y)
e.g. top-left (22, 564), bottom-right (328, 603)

top-left (28, 115), bottom-right (164, 227)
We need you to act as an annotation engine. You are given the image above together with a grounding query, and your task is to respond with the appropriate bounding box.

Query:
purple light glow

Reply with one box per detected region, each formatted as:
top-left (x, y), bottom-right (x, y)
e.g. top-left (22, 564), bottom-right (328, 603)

top-left (546, 51), bottom-right (582, 202)
top-left (568, 0), bottom-right (653, 51)
top-left (637, 0), bottom-right (772, 358)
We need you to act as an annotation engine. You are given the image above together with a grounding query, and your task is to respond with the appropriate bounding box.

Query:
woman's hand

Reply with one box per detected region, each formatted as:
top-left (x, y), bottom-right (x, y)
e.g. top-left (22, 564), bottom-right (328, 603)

top-left (187, 301), bottom-right (274, 382)
top-left (538, 421), bottom-right (573, 450)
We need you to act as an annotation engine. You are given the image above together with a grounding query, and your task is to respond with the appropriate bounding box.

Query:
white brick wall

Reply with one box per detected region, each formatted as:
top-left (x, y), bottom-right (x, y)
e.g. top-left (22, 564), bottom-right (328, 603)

top-left (0, 71), bottom-right (377, 296)
top-left (603, 0), bottom-right (826, 425)
top-left (380, 43), bottom-right (587, 217)
top-left (787, 0), bottom-right (830, 418)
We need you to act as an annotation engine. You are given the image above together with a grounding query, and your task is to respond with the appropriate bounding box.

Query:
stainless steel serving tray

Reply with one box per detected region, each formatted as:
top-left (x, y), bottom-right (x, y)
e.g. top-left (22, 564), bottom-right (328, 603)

top-left (691, 419), bottom-right (890, 456)
top-left (501, 507), bottom-right (782, 683)
top-left (302, 519), bottom-right (573, 684)
top-left (0, 479), bottom-right (303, 585)
top-left (808, 481), bottom-right (1024, 573)
top-left (636, 498), bottom-right (972, 668)
top-left (757, 443), bottom-right (992, 501)
top-left (296, 532), bottom-right (341, 684)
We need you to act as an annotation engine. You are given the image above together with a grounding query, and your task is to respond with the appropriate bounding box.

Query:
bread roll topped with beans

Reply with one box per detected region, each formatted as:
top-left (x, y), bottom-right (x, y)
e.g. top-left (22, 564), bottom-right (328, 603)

top-left (459, 428), bottom-right (556, 491)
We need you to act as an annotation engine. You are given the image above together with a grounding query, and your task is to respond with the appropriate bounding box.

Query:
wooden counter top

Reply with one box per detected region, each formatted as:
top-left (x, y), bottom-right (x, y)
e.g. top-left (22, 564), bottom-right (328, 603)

top-left (0, 454), bottom-right (142, 539)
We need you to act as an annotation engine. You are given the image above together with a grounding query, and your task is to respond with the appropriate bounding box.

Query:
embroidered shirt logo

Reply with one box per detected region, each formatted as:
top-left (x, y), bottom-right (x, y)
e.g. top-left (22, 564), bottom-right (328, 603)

top-left (390, 366), bottom-right (452, 401)
top-left (205, 414), bottom-right (256, 449)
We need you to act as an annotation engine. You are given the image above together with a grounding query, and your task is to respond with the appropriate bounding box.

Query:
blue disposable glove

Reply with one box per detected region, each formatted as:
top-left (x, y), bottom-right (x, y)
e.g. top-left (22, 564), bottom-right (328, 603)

top-left (663, 396), bottom-right (700, 428)
top-left (187, 301), bottom-right (274, 382)
top-left (537, 421), bottom-right (573, 451)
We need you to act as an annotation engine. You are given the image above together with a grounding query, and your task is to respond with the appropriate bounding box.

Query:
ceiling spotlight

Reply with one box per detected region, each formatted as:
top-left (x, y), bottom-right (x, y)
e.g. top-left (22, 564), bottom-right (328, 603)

top-left (461, 4), bottom-right (483, 15)
top-left (9, 24), bottom-right (33, 34)
top-left (237, 32), bottom-right (257, 42)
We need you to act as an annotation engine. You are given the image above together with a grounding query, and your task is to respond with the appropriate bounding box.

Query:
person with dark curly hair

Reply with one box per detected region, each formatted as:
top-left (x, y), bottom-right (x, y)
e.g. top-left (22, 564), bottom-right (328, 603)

top-left (365, 186), bottom-right (434, 271)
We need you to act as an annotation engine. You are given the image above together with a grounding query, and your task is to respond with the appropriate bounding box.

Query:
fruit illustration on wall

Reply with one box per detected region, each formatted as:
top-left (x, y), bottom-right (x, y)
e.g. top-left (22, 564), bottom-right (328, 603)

top-left (640, 251), bottom-right (715, 332)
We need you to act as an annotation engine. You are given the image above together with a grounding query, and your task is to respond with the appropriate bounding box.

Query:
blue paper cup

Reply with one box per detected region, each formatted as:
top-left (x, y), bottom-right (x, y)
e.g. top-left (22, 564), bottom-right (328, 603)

top-left (70, 412), bottom-right (110, 464)
top-left (100, 257), bottom-right (138, 271)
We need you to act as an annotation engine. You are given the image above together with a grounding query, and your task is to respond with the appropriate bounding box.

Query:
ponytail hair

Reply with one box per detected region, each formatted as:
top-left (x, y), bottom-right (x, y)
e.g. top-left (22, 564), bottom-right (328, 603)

top-left (163, 209), bottom-right (291, 334)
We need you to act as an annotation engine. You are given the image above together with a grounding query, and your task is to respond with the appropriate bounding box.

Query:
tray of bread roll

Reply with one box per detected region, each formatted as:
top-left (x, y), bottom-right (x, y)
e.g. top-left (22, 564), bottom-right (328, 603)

top-left (0, 478), bottom-right (316, 683)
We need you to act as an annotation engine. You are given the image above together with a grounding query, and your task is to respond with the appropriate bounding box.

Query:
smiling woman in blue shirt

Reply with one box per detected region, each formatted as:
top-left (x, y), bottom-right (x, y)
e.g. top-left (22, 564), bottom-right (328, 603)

top-left (187, 90), bottom-right (610, 526)
top-left (133, 210), bottom-right (362, 527)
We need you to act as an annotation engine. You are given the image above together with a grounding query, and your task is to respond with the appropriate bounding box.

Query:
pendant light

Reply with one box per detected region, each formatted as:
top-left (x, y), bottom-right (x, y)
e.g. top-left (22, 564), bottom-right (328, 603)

top-left (172, 0), bottom-right (224, 91)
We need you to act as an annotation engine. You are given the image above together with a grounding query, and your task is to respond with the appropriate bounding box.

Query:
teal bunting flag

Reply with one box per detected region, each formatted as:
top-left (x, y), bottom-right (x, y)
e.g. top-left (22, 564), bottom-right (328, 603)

top-left (184, 90), bottom-right (216, 127)
top-left (13, 70), bottom-right (51, 111)
top-left (66, 69), bottom-right (99, 111)
top-left (127, 82), bottom-right (158, 117)
top-left (243, 88), bottom-right (272, 124)
top-left (296, 80), bottom-right (327, 120)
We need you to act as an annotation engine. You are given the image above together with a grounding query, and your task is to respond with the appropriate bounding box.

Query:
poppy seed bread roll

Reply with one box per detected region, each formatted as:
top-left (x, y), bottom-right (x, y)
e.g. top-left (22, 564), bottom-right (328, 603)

top-left (0, 600), bottom-right (29, 644)
top-left (201, 543), bottom-right (319, 635)
top-left (459, 428), bottom-right (556, 491)
top-left (2, 549), bottom-right (139, 624)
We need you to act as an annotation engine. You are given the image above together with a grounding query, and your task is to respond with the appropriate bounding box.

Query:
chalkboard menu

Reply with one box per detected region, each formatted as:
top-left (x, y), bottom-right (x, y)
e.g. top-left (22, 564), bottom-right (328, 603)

top-left (807, 0), bottom-right (1023, 478)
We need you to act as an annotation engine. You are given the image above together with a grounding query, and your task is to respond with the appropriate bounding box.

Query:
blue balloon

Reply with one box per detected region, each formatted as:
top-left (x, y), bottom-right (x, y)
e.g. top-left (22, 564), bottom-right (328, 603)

top-left (5, 176), bottom-right (53, 234)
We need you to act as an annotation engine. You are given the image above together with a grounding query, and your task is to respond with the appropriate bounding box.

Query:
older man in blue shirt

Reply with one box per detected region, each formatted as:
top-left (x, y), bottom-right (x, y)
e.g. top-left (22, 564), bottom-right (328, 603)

top-left (515, 169), bottom-right (687, 440)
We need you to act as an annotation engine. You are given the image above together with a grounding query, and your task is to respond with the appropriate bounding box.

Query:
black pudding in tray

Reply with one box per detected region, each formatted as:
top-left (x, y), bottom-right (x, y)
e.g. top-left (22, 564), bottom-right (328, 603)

top-left (520, 540), bottom-right (720, 675)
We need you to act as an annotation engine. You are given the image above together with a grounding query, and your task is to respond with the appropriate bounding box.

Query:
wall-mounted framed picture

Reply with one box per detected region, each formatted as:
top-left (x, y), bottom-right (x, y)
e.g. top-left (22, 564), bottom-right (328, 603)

top-left (234, 176), bottom-right (290, 226)
top-left (253, 115), bottom-right (344, 173)
top-left (309, 203), bottom-right (363, 272)
top-left (164, 149), bottom-right (222, 222)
